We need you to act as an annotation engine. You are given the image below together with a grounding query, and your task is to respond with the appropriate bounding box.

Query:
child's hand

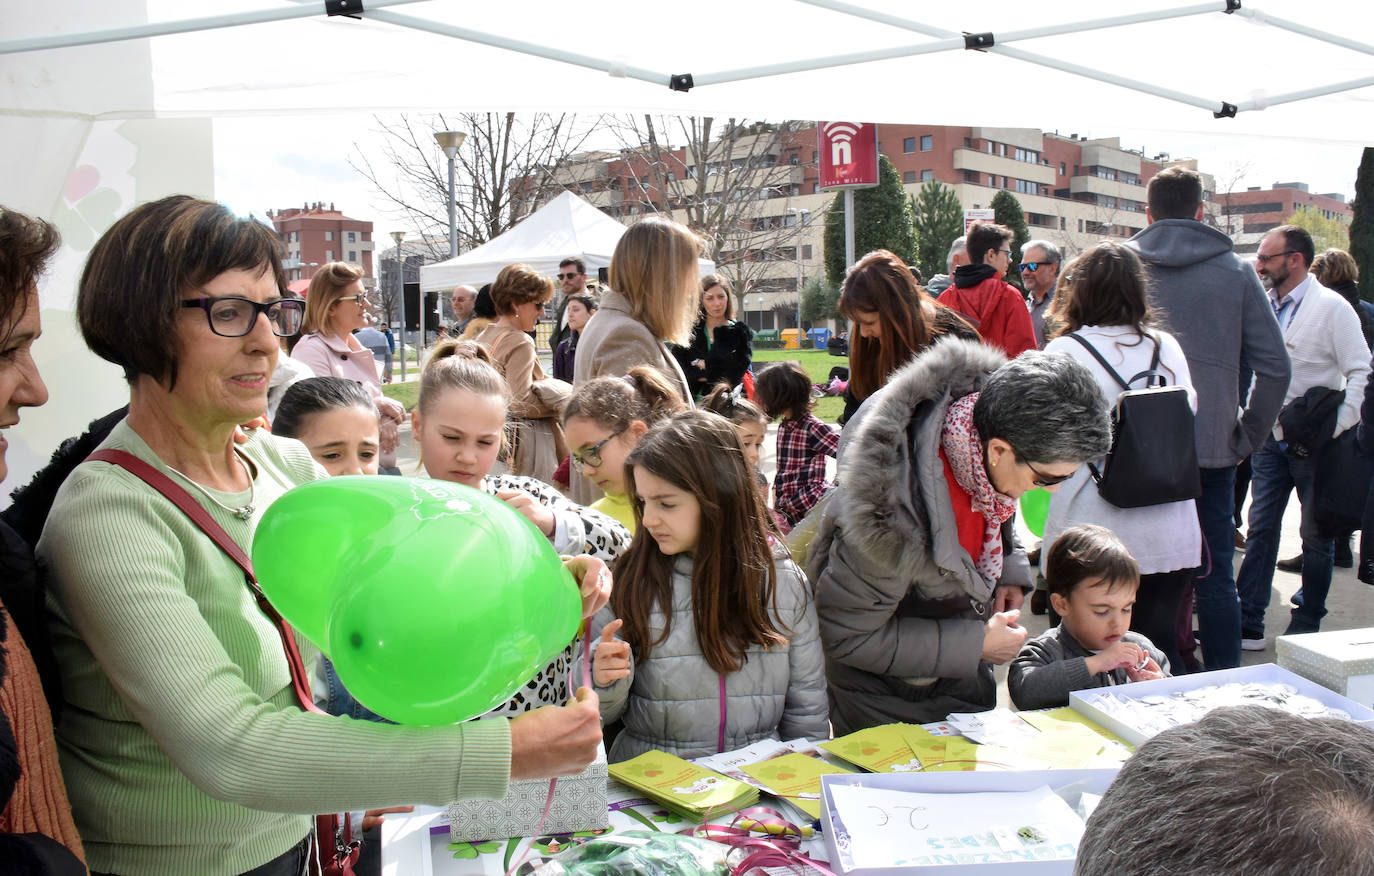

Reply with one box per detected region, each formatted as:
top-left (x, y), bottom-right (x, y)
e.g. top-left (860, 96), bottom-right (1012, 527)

top-left (593, 619), bottom-right (631, 686)
top-left (1086, 640), bottom-right (1145, 675)
top-left (498, 488), bottom-right (556, 537)
top-left (980, 609), bottom-right (1027, 664)
top-left (1126, 655), bottom-right (1164, 682)
top-left (562, 554), bottom-right (613, 619)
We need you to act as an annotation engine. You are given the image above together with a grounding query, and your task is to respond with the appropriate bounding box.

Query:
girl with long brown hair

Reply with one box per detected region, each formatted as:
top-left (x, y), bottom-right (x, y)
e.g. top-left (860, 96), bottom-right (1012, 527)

top-left (589, 410), bottom-right (828, 760)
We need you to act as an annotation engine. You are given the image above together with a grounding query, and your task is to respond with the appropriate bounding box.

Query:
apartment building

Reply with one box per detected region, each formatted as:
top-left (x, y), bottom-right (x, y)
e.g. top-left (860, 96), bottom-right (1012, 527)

top-left (1208, 181), bottom-right (1351, 254)
top-left (540, 123), bottom-right (1219, 331)
top-left (267, 202), bottom-right (375, 284)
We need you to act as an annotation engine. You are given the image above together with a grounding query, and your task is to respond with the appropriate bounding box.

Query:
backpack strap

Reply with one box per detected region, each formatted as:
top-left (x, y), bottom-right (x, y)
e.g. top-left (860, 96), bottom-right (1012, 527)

top-left (1125, 335), bottom-right (1167, 388)
top-left (1066, 332), bottom-right (1131, 391)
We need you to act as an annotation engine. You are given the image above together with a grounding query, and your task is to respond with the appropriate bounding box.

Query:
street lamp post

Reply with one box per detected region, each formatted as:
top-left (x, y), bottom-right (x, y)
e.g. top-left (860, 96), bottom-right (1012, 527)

top-left (788, 207), bottom-right (809, 347)
top-left (390, 230), bottom-right (408, 380)
top-left (433, 130), bottom-right (468, 260)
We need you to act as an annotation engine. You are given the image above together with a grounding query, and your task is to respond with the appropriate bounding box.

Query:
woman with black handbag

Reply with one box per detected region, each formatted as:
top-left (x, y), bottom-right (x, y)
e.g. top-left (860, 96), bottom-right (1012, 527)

top-left (1042, 242), bottom-right (1202, 671)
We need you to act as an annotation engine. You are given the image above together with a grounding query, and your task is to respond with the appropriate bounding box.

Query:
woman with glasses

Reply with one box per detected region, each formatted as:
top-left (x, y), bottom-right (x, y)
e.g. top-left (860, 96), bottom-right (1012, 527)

top-left (291, 262), bottom-right (407, 474)
top-left (1041, 241), bottom-right (1201, 670)
top-left (37, 197), bottom-right (611, 875)
top-left (808, 339), bottom-right (1111, 733)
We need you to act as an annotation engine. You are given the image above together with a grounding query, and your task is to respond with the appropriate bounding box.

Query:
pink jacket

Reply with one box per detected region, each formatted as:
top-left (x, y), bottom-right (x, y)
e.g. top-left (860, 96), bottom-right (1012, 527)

top-left (291, 331), bottom-right (384, 399)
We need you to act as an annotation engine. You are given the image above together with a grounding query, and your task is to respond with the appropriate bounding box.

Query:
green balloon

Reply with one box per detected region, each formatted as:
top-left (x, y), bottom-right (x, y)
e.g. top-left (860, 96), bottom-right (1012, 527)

top-left (252, 476), bottom-right (582, 725)
top-left (1019, 487), bottom-right (1051, 538)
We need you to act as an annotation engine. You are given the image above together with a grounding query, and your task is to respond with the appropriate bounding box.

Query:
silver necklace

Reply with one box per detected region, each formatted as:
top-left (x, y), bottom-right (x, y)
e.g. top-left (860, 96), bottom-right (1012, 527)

top-left (165, 451), bottom-right (256, 521)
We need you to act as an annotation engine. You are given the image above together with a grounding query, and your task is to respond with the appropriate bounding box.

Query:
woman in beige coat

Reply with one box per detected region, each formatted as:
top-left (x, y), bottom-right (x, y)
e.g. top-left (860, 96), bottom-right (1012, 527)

top-left (572, 217), bottom-right (698, 504)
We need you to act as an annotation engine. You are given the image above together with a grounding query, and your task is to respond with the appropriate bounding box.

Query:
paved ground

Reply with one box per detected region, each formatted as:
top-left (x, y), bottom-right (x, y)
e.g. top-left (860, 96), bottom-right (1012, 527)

top-left (393, 393), bottom-right (1372, 703)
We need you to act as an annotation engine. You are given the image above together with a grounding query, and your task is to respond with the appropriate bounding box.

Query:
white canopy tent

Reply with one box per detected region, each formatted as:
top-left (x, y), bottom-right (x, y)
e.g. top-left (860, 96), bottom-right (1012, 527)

top-left (2, 0), bottom-right (1372, 495)
top-left (419, 191), bottom-right (716, 292)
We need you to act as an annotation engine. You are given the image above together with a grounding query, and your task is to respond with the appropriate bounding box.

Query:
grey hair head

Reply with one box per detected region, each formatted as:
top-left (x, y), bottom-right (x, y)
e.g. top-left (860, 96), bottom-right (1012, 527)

top-left (972, 350), bottom-right (1110, 464)
top-left (1021, 239), bottom-right (1061, 265)
top-left (1076, 705), bottom-right (1374, 876)
top-left (946, 236), bottom-right (966, 271)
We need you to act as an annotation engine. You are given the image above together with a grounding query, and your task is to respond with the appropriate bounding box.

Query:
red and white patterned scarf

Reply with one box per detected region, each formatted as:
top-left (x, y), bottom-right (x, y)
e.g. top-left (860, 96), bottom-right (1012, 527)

top-left (940, 392), bottom-right (1017, 584)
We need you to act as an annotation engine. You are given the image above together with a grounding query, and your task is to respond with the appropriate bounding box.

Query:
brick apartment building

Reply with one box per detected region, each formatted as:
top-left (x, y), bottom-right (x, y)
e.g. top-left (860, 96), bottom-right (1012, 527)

top-left (1209, 182), bottom-right (1351, 254)
top-left (266, 202), bottom-right (375, 286)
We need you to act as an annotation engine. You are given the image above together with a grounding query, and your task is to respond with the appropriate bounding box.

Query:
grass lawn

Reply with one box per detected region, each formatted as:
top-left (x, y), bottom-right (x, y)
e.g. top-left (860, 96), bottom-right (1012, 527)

top-left (752, 347), bottom-right (848, 422)
top-left (381, 382), bottom-right (418, 410)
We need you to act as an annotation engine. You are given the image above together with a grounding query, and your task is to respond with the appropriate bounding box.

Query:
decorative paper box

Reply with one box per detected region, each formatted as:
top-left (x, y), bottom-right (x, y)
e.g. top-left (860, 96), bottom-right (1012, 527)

top-left (1069, 663), bottom-right (1374, 748)
top-left (818, 768), bottom-right (1119, 875)
top-left (445, 743), bottom-right (608, 843)
top-left (1277, 628), bottom-right (1374, 708)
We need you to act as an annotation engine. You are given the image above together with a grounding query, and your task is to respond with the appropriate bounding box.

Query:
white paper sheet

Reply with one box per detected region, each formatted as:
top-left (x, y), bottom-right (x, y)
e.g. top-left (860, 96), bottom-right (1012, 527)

top-left (829, 784), bottom-right (1085, 868)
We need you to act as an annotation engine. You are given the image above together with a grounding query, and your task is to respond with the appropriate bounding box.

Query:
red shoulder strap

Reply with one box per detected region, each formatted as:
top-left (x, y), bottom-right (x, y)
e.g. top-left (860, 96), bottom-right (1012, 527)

top-left (86, 448), bottom-right (323, 716)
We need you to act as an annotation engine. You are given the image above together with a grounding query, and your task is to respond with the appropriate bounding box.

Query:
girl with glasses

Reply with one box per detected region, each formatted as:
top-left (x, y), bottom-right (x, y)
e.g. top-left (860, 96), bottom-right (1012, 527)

top-left (1041, 241), bottom-right (1202, 670)
top-left (561, 366), bottom-right (686, 532)
top-left (291, 262), bottom-right (408, 474)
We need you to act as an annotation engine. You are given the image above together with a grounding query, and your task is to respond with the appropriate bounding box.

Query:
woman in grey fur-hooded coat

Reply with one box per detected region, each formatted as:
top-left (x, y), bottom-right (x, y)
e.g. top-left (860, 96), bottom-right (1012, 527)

top-left (807, 338), bottom-right (1111, 733)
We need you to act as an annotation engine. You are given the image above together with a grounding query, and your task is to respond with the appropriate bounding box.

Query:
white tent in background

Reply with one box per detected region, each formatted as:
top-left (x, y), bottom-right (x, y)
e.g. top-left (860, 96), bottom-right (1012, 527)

top-left (419, 191), bottom-right (716, 292)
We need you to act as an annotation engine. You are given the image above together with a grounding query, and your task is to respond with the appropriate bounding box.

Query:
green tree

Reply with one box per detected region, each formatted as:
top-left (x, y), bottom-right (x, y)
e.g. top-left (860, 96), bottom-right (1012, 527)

top-left (801, 275), bottom-right (841, 325)
top-left (823, 155), bottom-right (918, 285)
top-left (911, 181), bottom-right (964, 280)
top-left (1284, 205), bottom-right (1350, 254)
top-left (1349, 147), bottom-right (1374, 302)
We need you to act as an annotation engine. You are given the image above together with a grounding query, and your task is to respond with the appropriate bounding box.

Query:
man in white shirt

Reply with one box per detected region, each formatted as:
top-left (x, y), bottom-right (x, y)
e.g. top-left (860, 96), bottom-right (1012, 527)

top-left (1237, 225), bottom-right (1371, 645)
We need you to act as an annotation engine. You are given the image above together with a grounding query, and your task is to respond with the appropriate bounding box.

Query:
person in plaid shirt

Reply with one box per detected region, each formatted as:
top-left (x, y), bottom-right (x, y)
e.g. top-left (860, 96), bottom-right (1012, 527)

top-left (756, 361), bottom-right (839, 527)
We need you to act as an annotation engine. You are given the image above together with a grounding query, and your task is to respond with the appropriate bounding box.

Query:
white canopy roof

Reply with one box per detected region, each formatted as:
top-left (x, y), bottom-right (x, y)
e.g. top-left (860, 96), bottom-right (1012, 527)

top-left (418, 191), bottom-right (716, 292)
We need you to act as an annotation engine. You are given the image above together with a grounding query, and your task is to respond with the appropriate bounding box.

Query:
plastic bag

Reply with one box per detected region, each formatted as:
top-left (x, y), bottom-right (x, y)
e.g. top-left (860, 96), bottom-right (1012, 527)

top-left (517, 830), bottom-right (733, 876)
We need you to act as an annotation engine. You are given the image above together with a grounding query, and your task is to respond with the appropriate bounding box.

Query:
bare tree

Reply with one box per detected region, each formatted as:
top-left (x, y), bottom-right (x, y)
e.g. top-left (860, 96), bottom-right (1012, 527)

top-left (351, 113), bottom-right (605, 262)
top-left (1202, 160), bottom-right (1256, 238)
top-left (604, 116), bottom-right (817, 305)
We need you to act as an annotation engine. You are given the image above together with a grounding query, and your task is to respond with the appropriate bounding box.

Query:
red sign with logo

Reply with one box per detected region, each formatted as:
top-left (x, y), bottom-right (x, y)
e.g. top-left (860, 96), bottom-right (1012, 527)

top-left (817, 121), bottom-right (879, 190)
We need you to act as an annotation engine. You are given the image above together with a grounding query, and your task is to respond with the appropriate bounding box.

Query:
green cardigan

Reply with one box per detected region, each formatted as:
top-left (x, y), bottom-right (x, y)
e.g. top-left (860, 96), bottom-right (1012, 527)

top-left (38, 421), bottom-right (511, 875)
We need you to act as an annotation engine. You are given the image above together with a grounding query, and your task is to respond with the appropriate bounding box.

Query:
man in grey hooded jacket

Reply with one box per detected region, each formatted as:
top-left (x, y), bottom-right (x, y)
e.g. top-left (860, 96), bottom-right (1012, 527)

top-left (1125, 166), bottom-right (1290, 672)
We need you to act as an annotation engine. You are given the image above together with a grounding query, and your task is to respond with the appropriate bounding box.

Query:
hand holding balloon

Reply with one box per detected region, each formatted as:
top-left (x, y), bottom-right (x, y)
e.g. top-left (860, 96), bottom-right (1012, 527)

top-left (563, 554), bottom-right (613, 619)
top-left (498, 488), bottom-right (556, 537)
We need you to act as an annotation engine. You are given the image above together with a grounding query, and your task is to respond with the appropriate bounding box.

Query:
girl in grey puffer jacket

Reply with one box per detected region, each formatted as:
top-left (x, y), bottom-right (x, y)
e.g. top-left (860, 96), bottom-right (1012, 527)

top-left (590, 411), bottom-right (830, 762)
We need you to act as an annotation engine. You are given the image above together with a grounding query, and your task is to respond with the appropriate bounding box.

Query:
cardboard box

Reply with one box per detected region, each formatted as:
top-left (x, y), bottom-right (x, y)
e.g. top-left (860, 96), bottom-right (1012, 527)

top-left (1277, 628), bottom-right (1374, 708)
top-left (1069, 663), bottom-right (1374, 748)
top-left (445, 744), bottom-right (608, 842)
top-left (818, 768), bottom-right (1119, 875)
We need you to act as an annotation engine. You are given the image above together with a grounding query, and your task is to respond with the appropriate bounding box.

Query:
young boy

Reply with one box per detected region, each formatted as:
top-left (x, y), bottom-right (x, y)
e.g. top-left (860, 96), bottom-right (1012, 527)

top-left (1008, 524), bottom-right (1169, 711)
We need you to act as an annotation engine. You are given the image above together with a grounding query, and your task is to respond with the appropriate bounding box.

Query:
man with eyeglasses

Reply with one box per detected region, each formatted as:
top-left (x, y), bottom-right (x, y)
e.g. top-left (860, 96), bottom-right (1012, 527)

top-left (1126, 165), bottom-right (1290, 671)
top-left (938, 221), bottom-right (1036, 357)
top-left (450, 285), bottom-right (476, 336)
top-left (1019, 240), bottom-right (1060, 349)
top-left (1233, 225), bottom-right (1369, 647)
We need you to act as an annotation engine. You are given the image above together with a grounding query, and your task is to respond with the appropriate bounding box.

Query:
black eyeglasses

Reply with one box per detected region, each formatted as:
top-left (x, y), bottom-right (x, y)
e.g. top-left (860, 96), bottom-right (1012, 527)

top-left (570, 426), bottom-right (626, 470)
top-left (558, 272), bottom-right (582, 280)
top-left (1255, 251), bottom-right (1297, 264)
top-left (998, 249), bottom-right (1012, 257)
top-left (181, 297), bottom-right (304, 338)
top-left (1023, 458), bottom-right (1074, 488)
top-left (1020, 262), bottom-right (1049, 272)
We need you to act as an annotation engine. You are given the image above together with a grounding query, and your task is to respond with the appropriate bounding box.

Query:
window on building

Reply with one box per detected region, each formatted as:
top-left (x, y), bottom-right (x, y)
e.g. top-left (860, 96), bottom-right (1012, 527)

top-left (324, 231), bottom-right (334, 241)
top-left (1061, 217), bottom-right (1067, 230)
top-left (963, 169), bottom-right (980, 184)
top-left (1060, 162), bottom-right (1067, 175)
top-left (346, 231), bottom-right (356, 243)
top-left (986, 141), bottom-right (994, 154)
top-left (1001, 176), bottom-right (1009, 188)
top-left (325, 249), bottom-right (334, 261)
top-left (812, 182), bottom-right (820, 193)
top-left (789, 154), bottom-right (799, 165)
top-left (348, 250), bottom-right (357, 262)
top-left (921, 169), bottom-right (934, 182)
top-left (988, 174), bottom-right (996, 186)
top-left (964, 137), bottom-right (973, 148)
top-left (1077, 219), bottom-right (1084, 232)
top-left (920, 134), bottom-right (933, 151)
top-left (802, 244), bottom-right (813, 260)
top-left (903, 170), bottom-right (917, 183)
top-left (903, 137), bottom-right (916, 153)
top-left (998, 143), bottom-right (1007, 157)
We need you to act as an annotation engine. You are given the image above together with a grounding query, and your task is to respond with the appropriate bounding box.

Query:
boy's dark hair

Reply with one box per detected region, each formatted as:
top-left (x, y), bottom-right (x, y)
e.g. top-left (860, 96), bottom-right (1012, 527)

top-left (1045, 524), bottom-right (1139, 598)
top-left (273, 376), bottom-right (378, 439)
top-left (755, 361), bottom-right (812, 422)
top-left (1146, 166), bottom-right (1203, 220)
top-left (965, 221), bottom-right (1012, 265)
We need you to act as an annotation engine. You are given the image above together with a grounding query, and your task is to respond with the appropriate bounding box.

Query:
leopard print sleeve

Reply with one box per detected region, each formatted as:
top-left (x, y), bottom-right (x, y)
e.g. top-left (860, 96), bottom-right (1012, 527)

top-left (488, 474), bottom-right (632, 562)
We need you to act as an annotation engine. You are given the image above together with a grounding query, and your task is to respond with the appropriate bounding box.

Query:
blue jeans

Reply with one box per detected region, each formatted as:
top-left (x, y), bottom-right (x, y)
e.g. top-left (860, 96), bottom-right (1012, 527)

top-left (1195, 466), bottom-right (1242, 669)
top-left (1237, 436), bottom-right (1335, 637)
top-left (322, 657), bottom-right (392, 724)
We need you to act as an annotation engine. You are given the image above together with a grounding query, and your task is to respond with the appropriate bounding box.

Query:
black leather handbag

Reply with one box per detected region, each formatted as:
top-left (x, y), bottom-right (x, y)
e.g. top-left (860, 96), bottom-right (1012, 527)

top-left (1067, 333), bottom-right (1202, 509)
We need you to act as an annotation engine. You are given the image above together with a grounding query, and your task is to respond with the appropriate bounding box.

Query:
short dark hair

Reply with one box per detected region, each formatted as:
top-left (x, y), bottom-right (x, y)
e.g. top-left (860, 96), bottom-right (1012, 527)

top-left (1270, 224), bottom-right (1316, 268)
top-left (1146, 166), bottom-right (1203, 219)
top-left (965, 222), bottom-right (1012, 265)
top-left (755, 360), bottom-right (813, 422)
top-left (0, 207), bottom-right (60, 346)
top-left (972, 349), bottom-right (1111, 465)
top-left (559, 257), bottom-right (586, 274)
top-left (1078, 706), bottom-right (1374, 876)
top-left (1045, 524), bottom-right (1139, 599)
top-left (272, 376), bottom-right (378, 439)
top-left (78, 195), bottom-right (285, 386)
